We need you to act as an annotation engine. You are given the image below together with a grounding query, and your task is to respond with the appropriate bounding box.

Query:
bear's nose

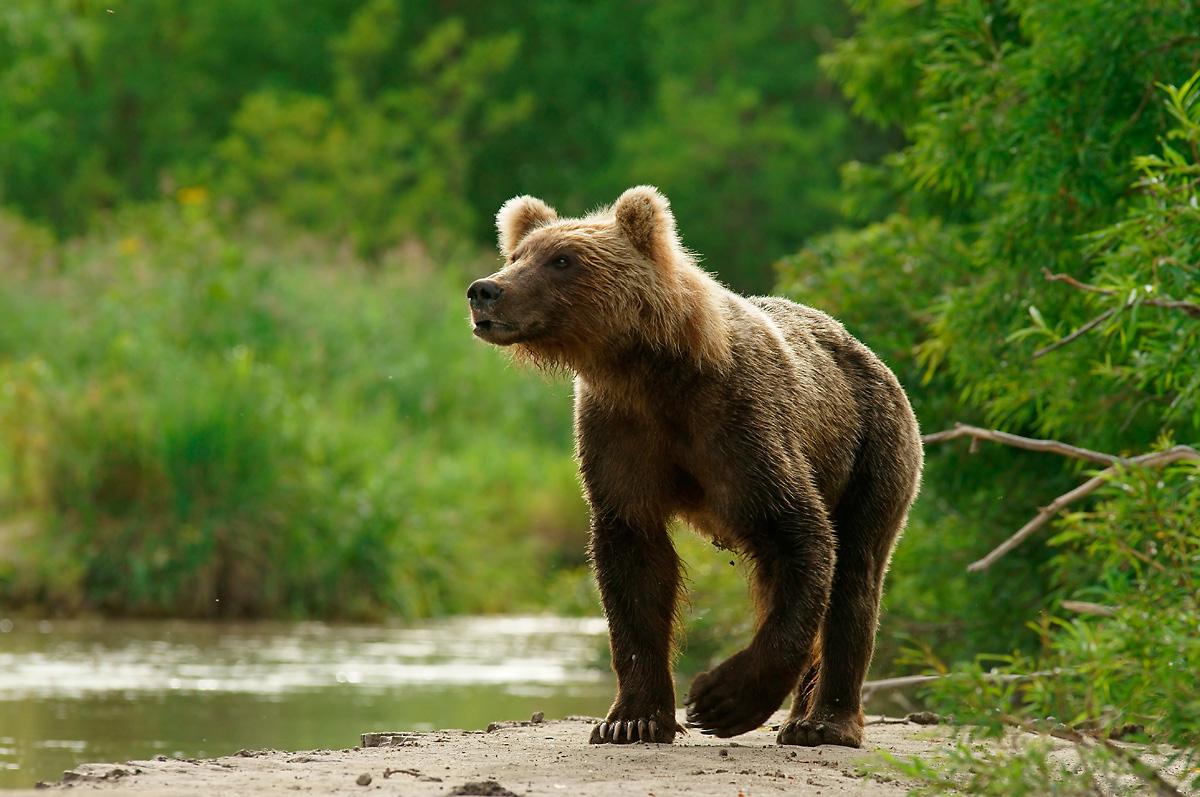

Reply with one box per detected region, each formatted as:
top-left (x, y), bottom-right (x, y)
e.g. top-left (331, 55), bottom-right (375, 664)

top-left (467, 279), bottom-right (504, 311)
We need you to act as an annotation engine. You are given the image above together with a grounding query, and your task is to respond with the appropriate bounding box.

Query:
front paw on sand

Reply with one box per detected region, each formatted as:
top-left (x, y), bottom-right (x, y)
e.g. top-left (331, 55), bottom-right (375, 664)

top-left (589, 718), bottom-right (676, 744)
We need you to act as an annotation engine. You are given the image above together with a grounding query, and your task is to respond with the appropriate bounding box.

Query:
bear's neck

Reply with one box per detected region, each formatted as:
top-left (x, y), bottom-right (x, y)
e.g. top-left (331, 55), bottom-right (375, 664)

top-left (573, 342), bottom-right (708, 408)
top-left (573, 275), bottom-right (735, 391)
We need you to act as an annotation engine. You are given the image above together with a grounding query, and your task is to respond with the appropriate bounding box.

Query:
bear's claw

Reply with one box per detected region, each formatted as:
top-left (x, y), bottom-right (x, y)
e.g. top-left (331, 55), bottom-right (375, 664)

top-left (589, 718), bottom-right (670, 744)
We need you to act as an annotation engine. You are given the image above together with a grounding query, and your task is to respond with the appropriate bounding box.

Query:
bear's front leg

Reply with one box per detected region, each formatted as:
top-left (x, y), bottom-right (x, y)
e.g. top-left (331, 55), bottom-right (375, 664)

top-left (587, 511), bottom-right (685, 744)
top-left (684, 507), bottom-right (834, 738)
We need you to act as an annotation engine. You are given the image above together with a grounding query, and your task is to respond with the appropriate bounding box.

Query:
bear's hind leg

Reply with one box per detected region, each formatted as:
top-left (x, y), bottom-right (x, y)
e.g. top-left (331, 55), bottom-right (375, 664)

top-left (684, 507), bottom-right (835, 738)
top-left (588, 512), bottom-right (685, 744)
top-left (776, 546), bottom-right (882, 747)
top-left (778, 465), bottom-right (913, 747)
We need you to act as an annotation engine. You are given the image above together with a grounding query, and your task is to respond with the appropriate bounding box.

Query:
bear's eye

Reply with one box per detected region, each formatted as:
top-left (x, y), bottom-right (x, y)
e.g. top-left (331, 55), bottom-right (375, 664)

top-left (548, 254), bottom-right (571, 269)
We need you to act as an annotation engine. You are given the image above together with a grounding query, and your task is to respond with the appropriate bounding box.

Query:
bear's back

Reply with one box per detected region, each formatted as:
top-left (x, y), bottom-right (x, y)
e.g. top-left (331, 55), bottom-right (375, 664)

top-left (747, 296), bottom-right (896, 394)
top-left (749, 297), bottom-right (853, 357)
top-left (742, 294), bottom-right (917, 503)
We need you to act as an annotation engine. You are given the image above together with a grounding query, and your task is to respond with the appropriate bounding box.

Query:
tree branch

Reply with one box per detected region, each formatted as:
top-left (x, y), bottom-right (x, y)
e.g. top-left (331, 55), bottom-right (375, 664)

top-left (1146, 298), bottom-right (1200, 319)
top-left (861, 669), bottom-right (1063, 699)
top-left (1060, 600), bottom-right (1118, 618)
top-left (922, 424), bottom-right (1200, 571)
top-left (1032, 305), bottom-right (1122, 359)
top-left (966, 446), bottom-right (1200, 572)
top-left (861, 674), bottom-right (944, 697)
top-left (1042, 268), bottom-right (1200, 319)
top-left (921, 423), bottom-right (1125, 467)
top-left (1041, 267), bottom-right (1116, 296)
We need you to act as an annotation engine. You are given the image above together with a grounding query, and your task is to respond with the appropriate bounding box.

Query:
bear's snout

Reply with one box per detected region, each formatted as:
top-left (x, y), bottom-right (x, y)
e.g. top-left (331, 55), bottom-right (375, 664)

top-left (467, 279), bottom-right (504, 313)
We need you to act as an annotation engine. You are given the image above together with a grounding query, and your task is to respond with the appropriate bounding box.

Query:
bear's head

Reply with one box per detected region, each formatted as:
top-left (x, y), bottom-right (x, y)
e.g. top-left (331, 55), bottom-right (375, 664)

top-left (467, 186), bottom-right (730, 372)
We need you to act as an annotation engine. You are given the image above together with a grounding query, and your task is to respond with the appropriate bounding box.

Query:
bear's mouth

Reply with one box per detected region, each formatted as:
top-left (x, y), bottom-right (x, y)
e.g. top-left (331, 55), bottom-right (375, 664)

top-left (473, 319), bottom-right (507, 334)
top-left (473, 319), bottom-right (518, 343)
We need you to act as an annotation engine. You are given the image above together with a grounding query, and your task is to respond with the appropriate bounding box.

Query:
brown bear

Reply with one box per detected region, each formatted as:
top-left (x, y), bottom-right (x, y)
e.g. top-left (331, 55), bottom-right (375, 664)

top-left (467, 186), bottom-right (922, 748)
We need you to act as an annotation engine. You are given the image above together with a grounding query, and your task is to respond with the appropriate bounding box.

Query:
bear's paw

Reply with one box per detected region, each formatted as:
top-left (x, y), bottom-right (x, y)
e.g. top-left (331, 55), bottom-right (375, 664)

top-left (588, 715), bottom-right (680, 745)
top-left (776, 716), bottom-right (864, 748)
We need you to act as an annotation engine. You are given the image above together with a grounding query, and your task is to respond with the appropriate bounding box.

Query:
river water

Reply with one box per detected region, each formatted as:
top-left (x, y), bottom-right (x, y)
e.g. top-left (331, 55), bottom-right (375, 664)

top-left (0, 615), bottom-right (615, 789)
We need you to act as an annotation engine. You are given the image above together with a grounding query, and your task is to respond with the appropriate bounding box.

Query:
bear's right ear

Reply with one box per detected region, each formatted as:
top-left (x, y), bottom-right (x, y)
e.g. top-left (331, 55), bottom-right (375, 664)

top-left (614, 185), bottom-right (678, 265)
top-left (496, 196), bottom-right (558, 257)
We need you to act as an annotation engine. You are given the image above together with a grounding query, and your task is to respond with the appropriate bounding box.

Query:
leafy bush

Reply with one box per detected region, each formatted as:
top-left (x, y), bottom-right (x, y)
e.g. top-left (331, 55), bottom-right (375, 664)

top-left (0, 201), bottom-right (588, 619)
top-left (860, 71), bottom-right (1200, 796)
top-left (893, 461), bottom-right (1199, 795)
top-left (780, 0), bottom-right (1200, 663)
top-left (900, 74), bottom-right (1199, 794)
top-left (780, 0), bottom-right (1199, 786)
top-left (0, 0), bottom-right (358, 231)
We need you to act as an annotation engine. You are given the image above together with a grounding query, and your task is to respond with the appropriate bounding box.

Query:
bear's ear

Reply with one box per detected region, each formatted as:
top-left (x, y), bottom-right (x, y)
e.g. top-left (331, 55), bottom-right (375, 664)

top-left (496, 195), bottom-right (558, 257)
top-left (614, 185), bottom-right (679, 265)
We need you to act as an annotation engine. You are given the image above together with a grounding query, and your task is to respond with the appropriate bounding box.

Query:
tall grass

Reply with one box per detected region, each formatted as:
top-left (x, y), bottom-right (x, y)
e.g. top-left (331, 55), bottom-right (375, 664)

top-left (0, 201), bottom-right (588, 619)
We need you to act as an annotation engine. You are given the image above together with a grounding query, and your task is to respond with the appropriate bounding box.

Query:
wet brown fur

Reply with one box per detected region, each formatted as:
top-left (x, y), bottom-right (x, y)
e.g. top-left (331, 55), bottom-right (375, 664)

top-left (467, 186), bottom-right (923, 747)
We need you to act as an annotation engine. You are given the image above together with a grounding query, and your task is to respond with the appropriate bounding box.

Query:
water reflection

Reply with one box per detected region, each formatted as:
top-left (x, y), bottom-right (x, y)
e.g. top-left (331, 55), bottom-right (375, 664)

top-left (0, 616), bottom-right (614, 788)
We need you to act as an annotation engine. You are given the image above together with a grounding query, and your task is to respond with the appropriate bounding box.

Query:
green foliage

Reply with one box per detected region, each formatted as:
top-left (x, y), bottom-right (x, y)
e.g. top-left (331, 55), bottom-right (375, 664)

top-left (815, 0), bottom-right (1199, 448)
top-left (0, 202), bottom-right (588, 619)
top-left (1053, 74), bottom-right (1200, 430)
top-left (573, 0), bottom-right (882, 292)
top-left (0, 0), bottom-right (881, 293)
top-left (890, 735), bottom-right (1095, 796)
top-left (787, 4), bottom-right (1200, 789)
top-left (217, 0), bottom-right (528, 260)
top-left (782, 0), bottom-right (1200, 665)
top-left (891, 462), bottom-right (1200, 794)
top-left (0, 0), bottom-right (359, 230)
top-left (1045, 465), bottom-right (1199, 744)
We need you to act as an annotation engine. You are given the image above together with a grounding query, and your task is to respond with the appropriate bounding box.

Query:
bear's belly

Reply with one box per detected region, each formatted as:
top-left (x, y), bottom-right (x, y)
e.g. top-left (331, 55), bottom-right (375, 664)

top-left (676, 505), bottom-right (746, 552)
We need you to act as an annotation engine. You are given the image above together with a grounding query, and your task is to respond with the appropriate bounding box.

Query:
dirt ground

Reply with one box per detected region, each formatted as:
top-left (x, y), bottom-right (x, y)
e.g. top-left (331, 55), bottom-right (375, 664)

top-left (12, 711), bottom-right (963, 796)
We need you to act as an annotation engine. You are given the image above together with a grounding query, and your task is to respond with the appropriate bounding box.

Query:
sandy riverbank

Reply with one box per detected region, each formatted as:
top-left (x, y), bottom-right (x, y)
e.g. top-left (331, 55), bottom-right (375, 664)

top-left (11, 711), bottom-right (964, 796)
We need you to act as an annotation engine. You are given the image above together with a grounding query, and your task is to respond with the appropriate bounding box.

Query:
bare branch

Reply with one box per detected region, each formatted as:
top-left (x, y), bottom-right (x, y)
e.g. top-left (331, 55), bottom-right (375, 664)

top-left (923, 425), bottom-right (1200, 571)
top-left (861, 674), bottom-right (945, 697)
top-left (1148, 298), bottom-right (1200, 319)
top-left (1032, 305), bottom-right (1122, 359)
top-left (861, 669), bottom-right (1063, 699)
top-left (921, 423), bottom-right (1125, 467)
top-left (967, 471), bottom-right (1112, 572)
top-left (967, 446), bottom-right (1200, 572)
top-left (1060, 600), bottom-right (1118, 618)
top-left (1042, 267), bottom-right (1117, 296)
top-left (1042, 267), bottom-right (1200, 319)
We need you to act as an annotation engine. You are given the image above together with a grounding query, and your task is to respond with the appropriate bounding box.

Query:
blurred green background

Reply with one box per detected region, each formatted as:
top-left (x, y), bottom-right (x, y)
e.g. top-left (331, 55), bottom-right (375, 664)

top-left (2, 0), bottom-right (1198, 682)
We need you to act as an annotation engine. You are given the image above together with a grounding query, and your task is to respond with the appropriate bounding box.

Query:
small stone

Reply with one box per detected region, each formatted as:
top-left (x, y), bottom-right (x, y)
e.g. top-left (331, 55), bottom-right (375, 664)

top-left (356, 773), bottom-right (372, 786)
top-left (449, 781), bottom-right (518, 796)
top-left (530, 711), bottom-right (545, 723)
